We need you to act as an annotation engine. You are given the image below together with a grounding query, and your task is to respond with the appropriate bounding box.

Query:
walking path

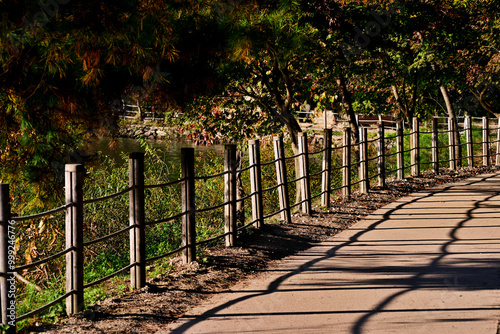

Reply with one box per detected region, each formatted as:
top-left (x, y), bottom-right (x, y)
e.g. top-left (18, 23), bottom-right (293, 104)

top-left (164, 172), bottom-right (500, 334)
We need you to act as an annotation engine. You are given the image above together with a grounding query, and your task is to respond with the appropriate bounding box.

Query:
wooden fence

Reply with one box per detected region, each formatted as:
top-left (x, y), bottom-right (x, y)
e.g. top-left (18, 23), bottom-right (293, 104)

top-left (1, 116), bottom-right (499, 332)
top-left (119, 103), bottom-right (165, 121)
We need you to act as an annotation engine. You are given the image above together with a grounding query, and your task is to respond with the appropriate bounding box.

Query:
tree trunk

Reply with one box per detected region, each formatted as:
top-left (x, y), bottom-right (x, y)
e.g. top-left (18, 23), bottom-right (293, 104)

top-left (336, 75), bottom-right (359, 143)
top-left (281, 111), bottom-right (303, 205)
top-left (471, 87), bottom-right (500, 118)
top-left (391, 85), bottom-right (413, 129)
top-left (281, 112), bottom-right (302, 153)
top-left (440, 86), bottom-right (462, 165)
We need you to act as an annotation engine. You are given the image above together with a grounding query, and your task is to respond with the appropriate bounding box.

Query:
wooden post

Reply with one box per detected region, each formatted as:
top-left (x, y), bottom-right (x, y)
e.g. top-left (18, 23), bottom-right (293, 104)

top-left (224, 144), bottom-right (237, 246)
top-left (129, 153), bottom-right (146, 289)
top-left (396, 121), bottom-right (404, 180)
top-left (0, 184), bottom-right (15, 333)
top-left (359, 127), bottom-right (369, 194)
top-left (342, 128), bottom-right (351, 199)
top-left (411, 117), bottom-right (420, 176)
top-left (249, 140), bottom-right (264, 229)
top-left (298, 133), bottom-right (312, 215)
top-left (65, 164), bottom-right (85, 316)
top-left (465, 116), bottom-right (473, 167)
top-left (321, 129), bottom-right (332, 207)
top-left (181, 148), bottom-right (196, 263)
top-left (137, 101), bottom-right (142, 120)
top-left (496, 118), bottom-right (500, 165)
top-left (273, 136), bottom-right (292, 223)
top-left (377, 122), bottom-right (386, 188)
top-left (448, 117), bottom-right (456, 170)
top-left (456, 117), bottom-right (462, 168)
top-left (483, 117), bottom-right (490, 166)
top-left (432, 117), bottom-right (439, 174)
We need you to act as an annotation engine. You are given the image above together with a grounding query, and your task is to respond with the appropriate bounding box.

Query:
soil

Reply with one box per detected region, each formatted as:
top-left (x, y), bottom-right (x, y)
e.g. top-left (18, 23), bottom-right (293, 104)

top-left (27, 166), bottom-right (497, 334)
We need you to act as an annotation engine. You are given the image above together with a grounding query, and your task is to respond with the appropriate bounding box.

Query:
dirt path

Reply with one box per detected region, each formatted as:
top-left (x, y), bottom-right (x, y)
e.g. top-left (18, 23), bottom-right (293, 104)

top-left (167, 171), bottom-right (500, 334)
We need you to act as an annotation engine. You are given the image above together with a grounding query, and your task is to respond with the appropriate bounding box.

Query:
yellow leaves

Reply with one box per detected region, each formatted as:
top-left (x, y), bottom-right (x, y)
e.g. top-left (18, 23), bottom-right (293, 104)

top-left (105, 49), bottom-right (119, 66)
top-left (162, 46), bottom-right (179, 63)
top-left (232, 38), bottom-right (253, 62)
top-left (5, 91), bottom-right (26, 117)
top-left (14, 237), bottom-right (20, 254)
top-left (131, 43), bottom-right (146, 60)
top-left (81, 67), bottom-right (104, 87)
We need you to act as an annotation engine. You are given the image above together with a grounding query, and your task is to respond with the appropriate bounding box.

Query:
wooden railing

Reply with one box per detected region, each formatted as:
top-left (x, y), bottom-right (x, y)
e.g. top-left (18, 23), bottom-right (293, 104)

top-left (1, 116), bottom-right (499, 332)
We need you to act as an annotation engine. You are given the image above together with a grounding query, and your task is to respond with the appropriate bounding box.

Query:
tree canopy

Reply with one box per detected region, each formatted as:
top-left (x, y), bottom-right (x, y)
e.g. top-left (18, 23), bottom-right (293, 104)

top-left (1, 0), bottom-right (500, 200)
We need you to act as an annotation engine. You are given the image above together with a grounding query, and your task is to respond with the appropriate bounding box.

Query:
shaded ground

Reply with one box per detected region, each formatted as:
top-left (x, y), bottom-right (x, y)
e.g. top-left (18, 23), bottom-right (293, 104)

top-left (27, 166), bottom-right (496, 334)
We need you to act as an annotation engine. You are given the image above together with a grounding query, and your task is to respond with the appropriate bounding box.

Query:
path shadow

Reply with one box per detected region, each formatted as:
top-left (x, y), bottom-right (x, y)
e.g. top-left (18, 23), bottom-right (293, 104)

top-left (169, 174), bottom-right (500, 333)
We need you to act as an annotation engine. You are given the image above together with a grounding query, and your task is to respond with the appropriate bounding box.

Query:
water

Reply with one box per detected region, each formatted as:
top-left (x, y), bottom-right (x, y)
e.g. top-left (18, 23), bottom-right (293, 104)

top-left (85, 137), bottom-right (224, 164)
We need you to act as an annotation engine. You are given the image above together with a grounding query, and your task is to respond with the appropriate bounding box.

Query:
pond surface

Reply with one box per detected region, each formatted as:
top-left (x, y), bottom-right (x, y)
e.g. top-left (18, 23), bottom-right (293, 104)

top-left (85, 137), bottom-right (224, 164)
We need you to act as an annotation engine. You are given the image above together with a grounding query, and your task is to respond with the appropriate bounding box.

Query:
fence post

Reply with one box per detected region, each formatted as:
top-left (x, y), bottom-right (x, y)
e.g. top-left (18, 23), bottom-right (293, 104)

top-left (249, 140), bottom-right (264, 229)
top-left (181, 148), bottom-right (196, 263)
top-left (411, 118), bottom-right (420, 176)
top-left (273, 136), bottom-right (292, 223)
top-left (129, 153), bottom-right (146, 289)
top-left (224, 144), bottom-right (237, 246)
top-left (321, 129), bottom-right (332, 207)
top-left (0, 184), bottom-right (15, 333)
top-left (298, 133), bottom-right (312, 215)
top-left (448, 118), bottom-right (456, 170)
top-left (359, 127), bottom-right (369, 194)
top-left (342, 127), bottom-right (351, 199)
top-left (483, 117), bottom-right (490, 166)
top-left (65, 164), bottom-right (85, 316)
top-left (465, 116), bottom-right (473, 167)
top-left (396, 121), bottom-right (404, 180)
top-left (377, 122), bottom-right (386, 188)
top-left (432, 117), bottom-right (439, 174)
top-left (496, 118), bottom-right (500, 166)
top-left (456, 116), bottom-right (462, 167)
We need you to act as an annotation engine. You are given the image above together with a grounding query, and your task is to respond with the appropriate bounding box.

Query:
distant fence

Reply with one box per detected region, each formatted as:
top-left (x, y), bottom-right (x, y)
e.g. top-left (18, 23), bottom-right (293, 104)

top-left (1, 116), bottom-right (499, 332)
top-left (118, 102), bottom-right (165, 121)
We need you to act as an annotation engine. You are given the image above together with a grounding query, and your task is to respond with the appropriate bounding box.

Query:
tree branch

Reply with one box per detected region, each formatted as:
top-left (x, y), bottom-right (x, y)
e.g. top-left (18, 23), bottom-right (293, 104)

top-left (15, 272), bottom-right (43, 292)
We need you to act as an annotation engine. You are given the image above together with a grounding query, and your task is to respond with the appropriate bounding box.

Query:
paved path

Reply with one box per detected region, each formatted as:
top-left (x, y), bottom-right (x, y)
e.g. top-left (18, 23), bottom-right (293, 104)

top-left (164, 172), bottom-right (500, 334)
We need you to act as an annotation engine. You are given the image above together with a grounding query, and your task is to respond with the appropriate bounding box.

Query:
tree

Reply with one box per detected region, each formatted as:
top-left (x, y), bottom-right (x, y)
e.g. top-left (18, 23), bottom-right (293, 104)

top-left (180, 0), bottom-right (322, 152)
top-left (0, 0), bottom-right (179, 201)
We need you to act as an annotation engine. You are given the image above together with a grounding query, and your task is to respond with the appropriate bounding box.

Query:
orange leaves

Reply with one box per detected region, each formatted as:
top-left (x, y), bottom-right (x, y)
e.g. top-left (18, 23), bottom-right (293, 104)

top-left (81, 49), bottom-right (102, 71)
top-left (78, 48), bottom-right (105, 87)
top-left (81, 68), bottom-right (104, 88)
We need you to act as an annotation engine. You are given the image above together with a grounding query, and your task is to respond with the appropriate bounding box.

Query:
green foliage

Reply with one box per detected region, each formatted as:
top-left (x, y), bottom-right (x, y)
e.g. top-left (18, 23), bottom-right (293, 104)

top-left (16, 279), bottom-right (65, 331)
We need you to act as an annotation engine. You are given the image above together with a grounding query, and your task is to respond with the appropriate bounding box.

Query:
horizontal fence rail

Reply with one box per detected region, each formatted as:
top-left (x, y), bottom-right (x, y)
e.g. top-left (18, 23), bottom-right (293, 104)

top-left (2, 116), bottom-right (500, 331)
